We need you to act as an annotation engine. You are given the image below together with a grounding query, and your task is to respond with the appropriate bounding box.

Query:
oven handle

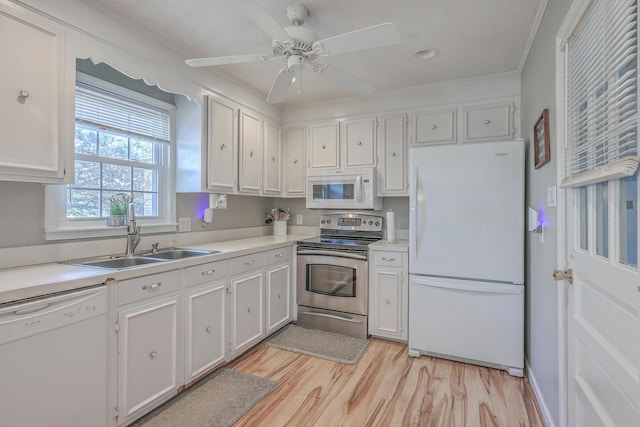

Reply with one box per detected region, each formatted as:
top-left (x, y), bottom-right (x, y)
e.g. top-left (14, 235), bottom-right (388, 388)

top-left (297, 250), bottom-right (367, 261)
top-left (300, 311), bottom-right (365, 324)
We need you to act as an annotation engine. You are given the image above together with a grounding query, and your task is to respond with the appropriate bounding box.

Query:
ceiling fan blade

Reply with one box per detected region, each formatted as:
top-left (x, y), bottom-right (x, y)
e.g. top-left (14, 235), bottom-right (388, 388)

top-left (315, 22), bottom-right (401, 56)
top-left (185, 53), bottom-right (269, 67)
top-left (318, 65), bottom-right (375, 97)
top-left (266, 68), bottom-right (295, 104)
top-left (236, 0), bottom-right (292, 42)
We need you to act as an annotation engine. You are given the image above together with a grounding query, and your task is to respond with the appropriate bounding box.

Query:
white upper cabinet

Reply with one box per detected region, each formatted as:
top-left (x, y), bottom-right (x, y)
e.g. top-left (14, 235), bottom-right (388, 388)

top-left (238, 109), bottom-right (263, 194)
top-left (308, 121), bottom-right (339, 169)
top-left (461, 102), bottom-right (515, 142)
top-left (410, 108), bottom-right (456, 146)
top-left (0, 4), bottom-right (72, 183)
top-left (377, 114), bottom-right (408, 196)
top-left (262, 120), bottom-right (282, 195)
top-left (283, 125), bottom-right (306, 196)
top-left (206, 95), bottom-right (238, 192)
top-left (342, 117), bottom-right (377, 168)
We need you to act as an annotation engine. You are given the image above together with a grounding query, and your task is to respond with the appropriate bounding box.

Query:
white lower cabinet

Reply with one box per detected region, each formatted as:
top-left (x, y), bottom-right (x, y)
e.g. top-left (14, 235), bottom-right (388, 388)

top-left (265, 247), bottom-right (293, 334)
top-left (229, 271), bottom-right (264, 358)
top-left (368, 249), bottom-right (408, 341)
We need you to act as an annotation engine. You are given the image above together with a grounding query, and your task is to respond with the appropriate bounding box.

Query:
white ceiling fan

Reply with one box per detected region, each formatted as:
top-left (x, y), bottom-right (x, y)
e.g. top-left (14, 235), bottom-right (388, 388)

top-left (185, 1), bottom-right (402, 104)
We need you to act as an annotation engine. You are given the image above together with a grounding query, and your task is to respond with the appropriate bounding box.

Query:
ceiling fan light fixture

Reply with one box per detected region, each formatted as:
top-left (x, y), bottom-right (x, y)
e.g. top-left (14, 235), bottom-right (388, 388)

top-left (414, 48), bottom-right (439, 60)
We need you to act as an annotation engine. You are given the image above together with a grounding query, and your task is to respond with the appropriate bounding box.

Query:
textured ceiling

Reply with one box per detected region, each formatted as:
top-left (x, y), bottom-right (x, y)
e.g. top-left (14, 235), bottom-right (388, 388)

top-left (90, 0), bottom-right (543, 106)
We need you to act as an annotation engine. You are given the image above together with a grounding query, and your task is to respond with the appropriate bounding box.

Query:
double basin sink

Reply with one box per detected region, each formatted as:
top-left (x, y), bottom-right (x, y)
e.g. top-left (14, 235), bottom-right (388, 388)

top-left (65, 248), bottom-right (220, 270)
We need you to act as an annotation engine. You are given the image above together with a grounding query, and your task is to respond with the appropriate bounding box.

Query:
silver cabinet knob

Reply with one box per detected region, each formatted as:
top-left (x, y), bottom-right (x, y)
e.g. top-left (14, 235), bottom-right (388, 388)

top-left (220, 144), bottom-right (226, 150)
top-left (150, 351), bottom-right (157, 359)
top-left (250, 151), bottom-right (254, 157)
top-left (19, 90), bottom-right (29, 98)
top-left (391, 152), bottom-right (397, 157)
top-left (272, 156), bottom-right (276, 162)
top-left (293, 158), bottom-right (298, 164)
top-left (484, 119), bottom-right (491, 125)
top-left (431, 125), bottom-right (437, 130)
top-left (322, 144), bottom-right (326, 149)
top-left (206, 326), bottom-right (212, 333)
top-left (385, 299), bottom-right (390, 305)
top-left (278, 294), bottom-right (283, 299)
top-left (358, 141), bottom-right (363, 146)
top-left (247, 307), bottom-right (252, 313)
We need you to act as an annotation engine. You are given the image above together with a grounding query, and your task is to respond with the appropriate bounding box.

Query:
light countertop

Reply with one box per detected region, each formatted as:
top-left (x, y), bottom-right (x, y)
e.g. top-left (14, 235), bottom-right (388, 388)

top-left (369, 239), bottom-right (409, 252)
top-left (0, 235), bottom-right (311, 305)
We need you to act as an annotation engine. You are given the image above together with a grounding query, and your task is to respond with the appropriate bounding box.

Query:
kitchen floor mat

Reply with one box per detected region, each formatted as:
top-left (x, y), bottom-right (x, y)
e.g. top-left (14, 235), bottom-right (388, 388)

top-left (264, 324), bottom-right (370, 364)
top-left (130, 368), bottom-right (275, 427)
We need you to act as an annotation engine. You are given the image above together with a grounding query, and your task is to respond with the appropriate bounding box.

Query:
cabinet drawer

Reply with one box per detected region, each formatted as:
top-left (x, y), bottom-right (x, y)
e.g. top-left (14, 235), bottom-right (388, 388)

top-left (373, 251), bottom-right (403, 267)
top-left (231, 252), bottom-right (265, 275)
top-left (265, 246), bottom-right (293, 266)
top-left (462, 102), bottom-right (514, 142)
top-left (413, 109), bottom-right (456, 145)
top-left (118, 270), bottom-right (181, 306)
top-left (185, 260), bottom-right (228, 287)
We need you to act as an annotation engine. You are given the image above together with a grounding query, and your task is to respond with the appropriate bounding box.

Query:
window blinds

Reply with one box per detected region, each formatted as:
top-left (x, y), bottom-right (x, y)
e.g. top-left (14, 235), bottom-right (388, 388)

top-left (563, 0), bottom-right (638, 188)
top-left (75, 83), bottom-right (171, 144)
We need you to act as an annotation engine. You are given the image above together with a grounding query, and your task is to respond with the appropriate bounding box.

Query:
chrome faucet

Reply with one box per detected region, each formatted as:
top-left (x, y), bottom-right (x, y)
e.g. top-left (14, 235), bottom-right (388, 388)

top-left (125, 203), bottom-right (141, 255)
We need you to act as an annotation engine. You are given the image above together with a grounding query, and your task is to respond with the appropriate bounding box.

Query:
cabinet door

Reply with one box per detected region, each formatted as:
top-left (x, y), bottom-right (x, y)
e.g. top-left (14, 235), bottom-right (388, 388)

top-left (230, 271), bottom-right (264, 357)
top-left (343, 118), bottom-right (376, 167)
top-left (263, 120), bottom-right (281, 195)
top-left (309, 122), bottom-right (339, 169)
top-left (239, 110), bottom-right (262, 193)
top-left (266, 263), bottom-right (291, 334)
top-left (378, 114), bottom-right (407, 195)
top-left (372, 268), bottom-right (403, 338)
top-left (117, 296), bottom-right (179, 424)
top-left (207, 96), bottom-right (238, 191)
top-left (461, 102), bottom-right (514, 142)
top-left (185, 281), bottom-right (226, 383)
top-left (283, 126), bottom-right (306, 196)
top-left (412, 109), bottom-right (456, 145)
top-left (0, 5), bottom-right (69, 183)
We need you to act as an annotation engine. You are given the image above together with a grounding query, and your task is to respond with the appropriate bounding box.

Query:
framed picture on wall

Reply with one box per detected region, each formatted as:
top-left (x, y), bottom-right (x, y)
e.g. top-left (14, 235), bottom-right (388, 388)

top-left (534, 109), bottom-right (550, 169)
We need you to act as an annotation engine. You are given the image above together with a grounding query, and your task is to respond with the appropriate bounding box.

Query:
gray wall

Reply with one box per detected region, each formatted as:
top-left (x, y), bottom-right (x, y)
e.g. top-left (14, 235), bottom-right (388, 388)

top-left (520, 1), bottom-right (572, 425)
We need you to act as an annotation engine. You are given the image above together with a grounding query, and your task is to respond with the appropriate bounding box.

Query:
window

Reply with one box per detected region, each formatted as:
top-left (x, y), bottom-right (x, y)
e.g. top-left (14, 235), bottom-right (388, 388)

top-left (45, 73), bottom-right (175, 240)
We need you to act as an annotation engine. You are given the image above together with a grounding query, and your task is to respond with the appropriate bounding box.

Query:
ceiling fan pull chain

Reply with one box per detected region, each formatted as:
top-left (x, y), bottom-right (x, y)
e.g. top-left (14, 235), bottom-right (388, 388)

top-left (298, 70), bottom-right (303, 95)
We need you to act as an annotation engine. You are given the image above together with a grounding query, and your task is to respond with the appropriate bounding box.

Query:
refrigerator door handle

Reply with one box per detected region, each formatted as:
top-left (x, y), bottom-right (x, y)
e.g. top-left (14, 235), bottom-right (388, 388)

top-left (412, 278), bottom-right (522, 294)
top-left (354, 175), bottom-right (362, 202)
top-left (411, 168), bottom-right (419, 258)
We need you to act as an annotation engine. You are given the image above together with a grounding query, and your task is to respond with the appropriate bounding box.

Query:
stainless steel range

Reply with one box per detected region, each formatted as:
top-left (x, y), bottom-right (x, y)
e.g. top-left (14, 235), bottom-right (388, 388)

top-left (297, 213), bottom-right (383, 338)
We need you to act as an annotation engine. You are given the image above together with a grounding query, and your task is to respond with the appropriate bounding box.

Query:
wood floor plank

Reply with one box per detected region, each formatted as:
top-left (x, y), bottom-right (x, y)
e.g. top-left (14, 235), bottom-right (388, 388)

top-left (229, 337), bottom-right (547, 427)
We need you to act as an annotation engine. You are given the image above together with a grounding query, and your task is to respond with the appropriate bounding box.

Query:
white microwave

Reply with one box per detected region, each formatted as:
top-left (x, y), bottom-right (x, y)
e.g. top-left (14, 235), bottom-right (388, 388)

top-left (306, 167), bottom-right (382, 210)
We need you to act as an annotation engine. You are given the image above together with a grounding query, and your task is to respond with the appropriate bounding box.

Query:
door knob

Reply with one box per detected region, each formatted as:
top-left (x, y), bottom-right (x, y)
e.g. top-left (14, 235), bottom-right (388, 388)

top-left (552, 268), bottom-right (573, 284)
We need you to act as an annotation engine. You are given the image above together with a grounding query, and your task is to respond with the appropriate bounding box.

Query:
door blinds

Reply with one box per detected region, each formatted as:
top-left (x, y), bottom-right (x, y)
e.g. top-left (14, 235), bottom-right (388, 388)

top-left (562, 0), bottom-right (638, 188)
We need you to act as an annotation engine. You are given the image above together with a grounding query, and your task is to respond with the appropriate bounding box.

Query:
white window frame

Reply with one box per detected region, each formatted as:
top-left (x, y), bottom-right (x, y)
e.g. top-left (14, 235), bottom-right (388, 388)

top-left (45, 73), bottom-right (176, 240)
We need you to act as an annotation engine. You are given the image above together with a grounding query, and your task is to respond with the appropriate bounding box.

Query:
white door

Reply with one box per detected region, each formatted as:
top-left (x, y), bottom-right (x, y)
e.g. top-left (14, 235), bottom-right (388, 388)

top-left (564, 177), bottom-right (640, 426)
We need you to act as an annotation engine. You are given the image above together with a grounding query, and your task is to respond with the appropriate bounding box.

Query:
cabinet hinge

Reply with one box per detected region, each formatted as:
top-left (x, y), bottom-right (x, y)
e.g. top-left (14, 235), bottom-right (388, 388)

top-left (114, 321), bottom-right (120, 333)
top-left (227, 343), bottom-right (232, 353)
top-left (114, 406), bottom-right (119, 418)
top-left (226, 286), bottom-right (232, 294)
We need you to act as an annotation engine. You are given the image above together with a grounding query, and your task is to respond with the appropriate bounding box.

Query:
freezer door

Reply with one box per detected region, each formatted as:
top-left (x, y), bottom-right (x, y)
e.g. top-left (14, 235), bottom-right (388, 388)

top-left (408, 275), bottom-right (524, 372)
top-left (409, 140), bottom-right (524, 283)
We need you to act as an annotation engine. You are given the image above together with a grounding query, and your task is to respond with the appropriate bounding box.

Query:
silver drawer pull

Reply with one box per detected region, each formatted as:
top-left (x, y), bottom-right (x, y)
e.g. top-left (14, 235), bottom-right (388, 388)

top-left (381, 257), bottom-right (396, 261)
top-left (201, 270), bottom-right (215, 276)
top-left (142, 282), bottom-right (162, 290)
top-left (244, 260), bottom-right (254, 265)
top-left (206, 326), bottom-right (212, 333)
top-left (275, 253), bottom-right (283, 257)
top-left (150, 351), bottom-right (157, 359)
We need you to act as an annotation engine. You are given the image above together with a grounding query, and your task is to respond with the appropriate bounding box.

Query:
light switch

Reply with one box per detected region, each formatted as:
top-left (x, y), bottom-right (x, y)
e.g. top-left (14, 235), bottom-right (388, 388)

top-left (547, 186), bottom-right (557, 208)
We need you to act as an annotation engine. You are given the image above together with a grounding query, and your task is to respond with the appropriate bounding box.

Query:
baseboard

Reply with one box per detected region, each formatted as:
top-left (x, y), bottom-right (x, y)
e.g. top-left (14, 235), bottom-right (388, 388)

top-left (526, 358), bottom-right (557, 427)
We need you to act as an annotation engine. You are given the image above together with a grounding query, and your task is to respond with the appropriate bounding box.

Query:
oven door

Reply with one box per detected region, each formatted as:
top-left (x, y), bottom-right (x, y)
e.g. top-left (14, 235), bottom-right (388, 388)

top-left (296, 249), bottom-right (368, 315)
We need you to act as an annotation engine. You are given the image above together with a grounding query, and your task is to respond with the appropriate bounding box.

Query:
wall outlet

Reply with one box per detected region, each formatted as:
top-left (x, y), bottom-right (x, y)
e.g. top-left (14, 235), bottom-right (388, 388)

top-left (296, 214), bottom-right (303, 225)
top-left (179, 217), bottom-right (191, 232)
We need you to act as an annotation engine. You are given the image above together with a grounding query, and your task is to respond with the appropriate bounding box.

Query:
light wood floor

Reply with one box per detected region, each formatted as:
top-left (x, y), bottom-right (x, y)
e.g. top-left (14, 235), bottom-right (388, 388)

top-left (229, 337), bottom-right (546, 427)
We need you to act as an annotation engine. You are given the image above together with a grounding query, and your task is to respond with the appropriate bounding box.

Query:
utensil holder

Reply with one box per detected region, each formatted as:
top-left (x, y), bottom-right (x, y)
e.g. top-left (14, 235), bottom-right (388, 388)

top-left (273, 221), bottom-right (287, 236)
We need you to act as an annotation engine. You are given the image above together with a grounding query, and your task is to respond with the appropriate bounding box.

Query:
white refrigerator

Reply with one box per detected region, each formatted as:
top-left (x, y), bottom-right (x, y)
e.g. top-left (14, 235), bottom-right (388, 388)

top-left (408, 139), bottom-right (525, 377)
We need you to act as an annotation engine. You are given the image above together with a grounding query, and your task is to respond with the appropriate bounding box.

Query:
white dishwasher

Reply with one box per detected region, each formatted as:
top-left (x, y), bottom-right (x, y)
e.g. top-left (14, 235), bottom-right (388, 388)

top-left (0, 285), bottom-right (108, 427)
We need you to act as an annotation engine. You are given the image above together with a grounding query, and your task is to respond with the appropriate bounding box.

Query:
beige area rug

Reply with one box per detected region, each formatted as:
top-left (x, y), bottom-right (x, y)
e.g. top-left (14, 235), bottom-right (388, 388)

top-left (264, 324), bottom-right (370, 364)
top-left (130, 368), bottom-right (275, 427)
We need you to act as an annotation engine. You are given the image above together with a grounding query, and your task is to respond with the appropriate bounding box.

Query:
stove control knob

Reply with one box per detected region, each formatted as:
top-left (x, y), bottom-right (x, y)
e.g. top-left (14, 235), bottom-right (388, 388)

top-left (368, 220), bottom-right (373, 225)
top-left (375, 221), bottom-right (380, 226)
top-left (327, 219), bottom-right (332, 224)
top-left (321, 219), bottom-right (325, 224)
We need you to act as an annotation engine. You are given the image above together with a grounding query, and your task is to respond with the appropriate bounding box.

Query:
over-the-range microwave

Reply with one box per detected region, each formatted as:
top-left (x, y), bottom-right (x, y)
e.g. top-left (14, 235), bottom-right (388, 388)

top-left (306, 167), bottom-right (383, 210)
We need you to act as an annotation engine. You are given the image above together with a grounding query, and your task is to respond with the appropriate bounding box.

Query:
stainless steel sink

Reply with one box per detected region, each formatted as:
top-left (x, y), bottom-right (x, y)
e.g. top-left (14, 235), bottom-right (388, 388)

top-left (140, 248), bottom-right (220, 260)
top-left (62, 248), bottom-right (218, 270)
top-left (65, 255), bottom-right (167, 270)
